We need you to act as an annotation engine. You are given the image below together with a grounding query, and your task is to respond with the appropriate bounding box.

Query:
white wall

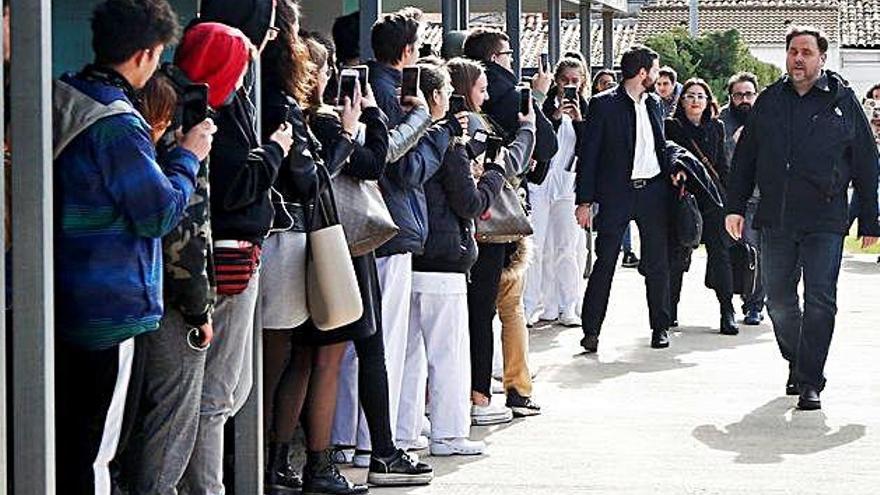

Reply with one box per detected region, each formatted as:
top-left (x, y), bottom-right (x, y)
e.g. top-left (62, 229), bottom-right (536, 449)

top-left (840, 49), bottom-right (880, 98)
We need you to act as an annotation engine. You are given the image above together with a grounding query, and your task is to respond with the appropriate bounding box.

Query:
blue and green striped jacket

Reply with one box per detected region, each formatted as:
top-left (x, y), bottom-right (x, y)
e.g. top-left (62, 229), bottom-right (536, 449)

top-left (54, 73), bottom-right (199, 350)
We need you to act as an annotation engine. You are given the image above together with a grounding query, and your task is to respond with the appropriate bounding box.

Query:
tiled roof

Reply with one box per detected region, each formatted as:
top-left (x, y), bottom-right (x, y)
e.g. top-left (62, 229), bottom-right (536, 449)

top-left (423, 14), bottom-right (639, 67)
top-left (636, 2), bottom-right (839, 45)
top-left (840, 0), bottom-right (880, 47)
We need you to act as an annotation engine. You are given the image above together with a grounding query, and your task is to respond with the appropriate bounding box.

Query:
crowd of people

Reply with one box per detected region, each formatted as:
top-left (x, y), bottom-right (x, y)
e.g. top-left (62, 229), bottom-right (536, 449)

top-left (2, 0), bottom-right (879, 494)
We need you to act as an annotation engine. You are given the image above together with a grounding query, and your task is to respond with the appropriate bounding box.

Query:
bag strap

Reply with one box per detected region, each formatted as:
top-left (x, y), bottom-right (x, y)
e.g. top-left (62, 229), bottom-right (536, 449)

top-left (311, 164), bottom-right (340, 230)
top-left (688, 138), bottom-right (721, 183)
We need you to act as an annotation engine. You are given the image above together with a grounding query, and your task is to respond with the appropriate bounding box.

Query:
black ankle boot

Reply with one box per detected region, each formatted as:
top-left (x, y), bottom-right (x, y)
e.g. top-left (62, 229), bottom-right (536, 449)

top-left (266, 442), bottom-right (303, 494)
top-left (720, 305), bottom-right (739, 335)
top-left (302, 449), bottom-right (369, 495)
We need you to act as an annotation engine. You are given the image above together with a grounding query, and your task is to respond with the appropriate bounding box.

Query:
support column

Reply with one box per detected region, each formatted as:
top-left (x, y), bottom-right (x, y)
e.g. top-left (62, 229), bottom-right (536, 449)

top-left (580, 0), bottom-right (592, 72)
top-left (442, 0), bottom-right (460, 38)
top-left (506, 0), bottom-right (522, 79)
top-left (360, 0), bottom-right (381, 62)
top-left (602, 10), bottom-right (613, 69)
top-left (10, 0), bottom-right (55, 493)
top-left (460, 0), bottom-right (470, 29)
top-left (548, 0), bottom-right (561, 66)
top-left (0, 2), bottom-right (6, 490)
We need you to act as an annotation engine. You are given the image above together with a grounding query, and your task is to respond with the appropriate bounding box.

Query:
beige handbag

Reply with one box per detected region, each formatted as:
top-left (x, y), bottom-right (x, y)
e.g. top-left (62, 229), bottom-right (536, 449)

top-left (307, 166), bottom-right (364, 330)
top-left (475, 178), bottom-right (533, 243)
top-left (332, 174), bottom-right (399, 257)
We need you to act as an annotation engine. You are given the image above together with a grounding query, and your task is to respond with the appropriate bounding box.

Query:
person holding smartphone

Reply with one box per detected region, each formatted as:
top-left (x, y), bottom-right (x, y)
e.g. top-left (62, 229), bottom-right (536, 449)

top-left (525, 57), bottom-right (590, 329)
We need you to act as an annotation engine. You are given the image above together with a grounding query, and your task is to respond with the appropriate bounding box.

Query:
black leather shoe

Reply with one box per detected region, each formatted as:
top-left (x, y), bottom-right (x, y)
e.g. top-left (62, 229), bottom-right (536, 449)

top-left (797, 385), bottom-right (821, 411)
top-left (786, 370), bottom-right (799, 396)
top-left (266, 442), bottom-right (303, 494)
top-left (580, 335), bottom-right (599, 353)
top-left (303, 449), bottom-right (369, 495)
top-left (651, 329), bottom-right (670, 349)
top-left (743, 309), bottom-right (763, 325)
top-left (720, 312), bottom-right (739, 335)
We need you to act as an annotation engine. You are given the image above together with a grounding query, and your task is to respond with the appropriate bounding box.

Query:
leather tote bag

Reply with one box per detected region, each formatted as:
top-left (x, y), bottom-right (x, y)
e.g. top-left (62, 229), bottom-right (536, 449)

top-left (675, 184), bottom-right (703, 249)
top-left (332, 173), bottom-right (399, 257)
top-left (307, 166), bottom-right (364, 330)
top-left (730, 241), bottom-right (759, 296)
top-left (475, 178), bottom-right (534, 243)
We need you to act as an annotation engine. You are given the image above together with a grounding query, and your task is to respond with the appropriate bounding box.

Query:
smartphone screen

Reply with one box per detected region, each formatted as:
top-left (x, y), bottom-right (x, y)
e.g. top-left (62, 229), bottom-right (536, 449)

top-left (352, 65), bottom-right (369, 92)
top-left (449, 94), bottom-right (467, 115)
top-left (540, 53), bottom-right (549, 71)
top-left (181, 83), bottom-right (209, 133)
top-left (519, 87), bottom-right (531, 115)
top-left (564, 85), bottom-right (578, 102)
top-left (485, 136), bottom-right (502, 163)
top-left (338, 72), bottom-right (357, 103)
top-left (401, 66), bottom-right (420, 98)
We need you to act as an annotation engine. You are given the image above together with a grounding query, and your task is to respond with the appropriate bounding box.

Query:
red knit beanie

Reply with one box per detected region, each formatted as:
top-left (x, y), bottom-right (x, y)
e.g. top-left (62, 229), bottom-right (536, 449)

top-left (175, 22), bottom-right (252, 109)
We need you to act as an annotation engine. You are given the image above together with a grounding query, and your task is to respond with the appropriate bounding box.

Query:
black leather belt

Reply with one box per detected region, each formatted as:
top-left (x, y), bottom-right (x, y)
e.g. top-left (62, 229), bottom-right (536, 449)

top-left (631, 174), bottom-right (661, 189)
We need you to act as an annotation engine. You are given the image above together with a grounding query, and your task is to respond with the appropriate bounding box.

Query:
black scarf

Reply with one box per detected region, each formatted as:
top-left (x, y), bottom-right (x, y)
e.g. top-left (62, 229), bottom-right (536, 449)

top-left (79, 64), bottom-right (142, 107)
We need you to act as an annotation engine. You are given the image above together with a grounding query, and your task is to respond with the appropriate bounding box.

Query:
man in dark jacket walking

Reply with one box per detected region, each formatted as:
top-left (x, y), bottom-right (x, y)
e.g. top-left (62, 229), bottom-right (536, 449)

top-left (726, 26), bottom-right (880, 411)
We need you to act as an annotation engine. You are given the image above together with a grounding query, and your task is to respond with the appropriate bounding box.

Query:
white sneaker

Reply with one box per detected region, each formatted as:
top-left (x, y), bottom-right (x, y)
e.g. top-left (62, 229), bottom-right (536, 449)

top-left (558, 312), bottom-right (581, 327)
top-left (471, 402), bottom-right (514, 426)
top-left (330, 446), bottom-right (354, 464)
top-left (421, 416), bottom-right (432, 438)
top-left (398, 435), bottom-right (430, 451)
top-left (430, 437), bottom-right (486, 456)
top-left (491, 378), bottom-right (505, 395)
top-left (352, 451), bottom-right (371, 468)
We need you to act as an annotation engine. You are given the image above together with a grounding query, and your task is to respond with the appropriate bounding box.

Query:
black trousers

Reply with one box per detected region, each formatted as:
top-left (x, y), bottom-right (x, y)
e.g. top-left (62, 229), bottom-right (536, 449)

top-left (467, 242), bottom-right (508, 397)
top-left (582, 179), bottom-right (672, 335)
top-left (56, 335), bottom-right (146, 494)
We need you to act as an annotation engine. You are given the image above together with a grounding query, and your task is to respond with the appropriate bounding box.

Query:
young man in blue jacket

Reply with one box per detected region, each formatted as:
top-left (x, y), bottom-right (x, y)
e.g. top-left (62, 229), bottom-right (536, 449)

top-left (52, 0), bottom-right (215, 492)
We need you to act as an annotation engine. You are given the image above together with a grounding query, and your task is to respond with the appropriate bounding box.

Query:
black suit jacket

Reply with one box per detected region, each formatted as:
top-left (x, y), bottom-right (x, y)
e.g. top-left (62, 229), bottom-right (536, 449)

top-left (575, 86), bottom-right (670, 207)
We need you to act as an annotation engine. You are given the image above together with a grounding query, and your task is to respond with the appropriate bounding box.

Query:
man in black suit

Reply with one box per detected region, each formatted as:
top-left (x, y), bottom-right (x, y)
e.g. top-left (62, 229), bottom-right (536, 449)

top-left (575, 45), bottom-right (685, 352)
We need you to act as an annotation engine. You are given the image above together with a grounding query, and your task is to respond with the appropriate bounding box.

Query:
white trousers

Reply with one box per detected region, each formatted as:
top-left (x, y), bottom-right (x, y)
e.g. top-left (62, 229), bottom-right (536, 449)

top-left (399, 272), bottom-right (472, 441)
top-left (524, 190), bottom-right (584, 318)
top-left (331, 253), bottom-right (413, 450)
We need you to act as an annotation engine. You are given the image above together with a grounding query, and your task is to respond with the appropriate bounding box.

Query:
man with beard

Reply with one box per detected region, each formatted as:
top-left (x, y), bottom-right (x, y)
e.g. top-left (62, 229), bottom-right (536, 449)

top-left (726, 26), bottom-right (879, 410)
top-left (719, 72), bottom-right (765, 325)
top-left (575, 45), bottom-right (686, 352)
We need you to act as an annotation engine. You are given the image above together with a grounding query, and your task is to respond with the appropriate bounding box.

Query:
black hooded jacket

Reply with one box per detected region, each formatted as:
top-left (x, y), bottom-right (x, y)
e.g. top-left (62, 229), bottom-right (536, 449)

top-left (726, 71), bottom-right (880, 236)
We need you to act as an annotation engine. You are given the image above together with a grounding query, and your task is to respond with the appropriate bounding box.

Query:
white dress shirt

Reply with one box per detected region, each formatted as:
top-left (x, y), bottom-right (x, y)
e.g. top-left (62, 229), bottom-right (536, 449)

top-left (629, 91), bottom-right (662, 180)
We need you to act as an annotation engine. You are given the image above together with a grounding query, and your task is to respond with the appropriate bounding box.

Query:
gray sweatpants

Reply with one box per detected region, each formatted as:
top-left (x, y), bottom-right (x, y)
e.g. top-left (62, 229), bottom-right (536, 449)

top-left (182, 271), bottom-right (260, 495)
top-left (129, 308), bottom-right (207, 495)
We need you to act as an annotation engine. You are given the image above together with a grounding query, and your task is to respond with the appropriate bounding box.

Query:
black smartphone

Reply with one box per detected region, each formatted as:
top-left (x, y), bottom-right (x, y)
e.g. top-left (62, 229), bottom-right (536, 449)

top-left (519, 87), bottom-right (532, 115)
top-left (401, 66), bottom-right (421, 98)
top-left (564, 85), bottom-right (578, 102)
top-left (540, 53), bottom-right (549, 71)
top-left (338, 69), bottom-right (358, 104)
top-left (351, 65), bottom-right (369, 93)
top-left (181, 83), bottom-right (209, 133)
top-left (449, 94), bottom-right (467, 115)
top-left (484, 136), bottom-right (503, 164)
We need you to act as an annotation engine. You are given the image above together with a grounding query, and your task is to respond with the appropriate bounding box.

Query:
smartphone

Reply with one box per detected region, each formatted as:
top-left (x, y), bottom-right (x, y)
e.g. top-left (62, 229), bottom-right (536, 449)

top-left (401, 66), bottom-right (421, 98)
top-left (564, 85), bottom-right (578, 102)
top-left (449, 94), bottom-right (467, 115)
top-left (338, 68), bottom-right (358, 104)
top-left (519, 87), bottom-right (532, 115)
top-left (351, 65), bottom-right (369, 93)
top-left (181, 83), bottom-right (209, 133)
top-left (484, 136), bottom-right (503, 164)
top-left (539, 53), bottom-right (549, 71)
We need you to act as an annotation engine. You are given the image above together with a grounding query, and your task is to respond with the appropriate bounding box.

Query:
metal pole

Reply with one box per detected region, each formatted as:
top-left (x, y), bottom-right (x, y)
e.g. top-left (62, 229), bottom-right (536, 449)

top-left (506, 0), bottom-right (522, 79)
top-left (0, 2), bottom-right (6, 492)
top-left (459, 0), bottom-right (469, 30)
top-left (442, 0), bottom-right (460, 38)
top-left (580, 0), bottom-right (592, 72)
top-left (689, 0), bottom-right (699, 37)
top-left (10, 0), bottom-right (55, 493)
top-left (360, 0), bottom-right (381, 62)
top-left (548, 0), bottom-right (561, 66)
top-left (602, 10), bottom-right (613, 69)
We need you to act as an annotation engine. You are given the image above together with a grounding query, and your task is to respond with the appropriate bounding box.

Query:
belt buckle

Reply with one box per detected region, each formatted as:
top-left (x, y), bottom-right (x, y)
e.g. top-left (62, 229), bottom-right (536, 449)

top-left (632, 178), bottom-right (647, 189)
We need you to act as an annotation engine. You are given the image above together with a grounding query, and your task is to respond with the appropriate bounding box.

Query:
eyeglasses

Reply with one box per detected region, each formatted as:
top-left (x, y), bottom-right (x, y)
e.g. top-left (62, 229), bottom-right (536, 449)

top-left (496, 50), bottom-right (514, 57)
top-left (731, 91), bottom-right (757, 101)
top-left (266, 26), bottom-right (280, 41)
top-left (682, 93), bottom-right (708, 102)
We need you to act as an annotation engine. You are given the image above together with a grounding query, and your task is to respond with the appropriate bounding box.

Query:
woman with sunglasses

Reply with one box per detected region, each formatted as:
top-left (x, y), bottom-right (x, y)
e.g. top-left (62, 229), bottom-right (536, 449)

top-left (665, 78), bottom-right (738, 336)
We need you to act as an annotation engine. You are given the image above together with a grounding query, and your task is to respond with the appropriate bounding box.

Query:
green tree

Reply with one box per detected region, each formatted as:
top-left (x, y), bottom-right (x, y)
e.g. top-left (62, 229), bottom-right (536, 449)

top-left (644, 28), bottom-right (781, 103)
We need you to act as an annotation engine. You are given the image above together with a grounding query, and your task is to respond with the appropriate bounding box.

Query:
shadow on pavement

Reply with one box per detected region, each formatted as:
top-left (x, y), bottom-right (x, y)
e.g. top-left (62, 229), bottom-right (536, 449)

top-left (531, 323), bottom-right (773, 390)
top-left (841, 258), bottom-right (880, 275)
top-left (692, 397), bottom-right (867, 464)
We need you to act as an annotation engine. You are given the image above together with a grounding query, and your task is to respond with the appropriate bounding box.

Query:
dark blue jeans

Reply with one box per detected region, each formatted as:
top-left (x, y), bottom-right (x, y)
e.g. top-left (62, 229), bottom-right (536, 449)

top-left (761, 228), bottom-right (844, 389)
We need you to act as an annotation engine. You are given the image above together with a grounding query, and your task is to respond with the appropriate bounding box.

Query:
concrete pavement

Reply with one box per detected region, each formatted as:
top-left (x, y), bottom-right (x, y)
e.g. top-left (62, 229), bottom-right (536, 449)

top-left (354, 250), bottom-right (880, 494)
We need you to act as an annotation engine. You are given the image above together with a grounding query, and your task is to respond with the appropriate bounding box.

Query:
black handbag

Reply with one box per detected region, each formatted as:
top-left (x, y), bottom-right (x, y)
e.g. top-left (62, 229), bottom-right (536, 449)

top-left (730, 241), bottom-right (759, 296)
top-left (675, 184), bottom-right (703, 249)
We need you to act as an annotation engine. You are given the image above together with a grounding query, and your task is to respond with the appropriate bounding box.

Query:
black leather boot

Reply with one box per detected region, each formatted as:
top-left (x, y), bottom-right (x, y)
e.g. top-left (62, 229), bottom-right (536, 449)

top-left (720, 311), bottom-right (739, 335)
top-left (302, 449), bottom-right (369, 495)
top-left (266, 442), bottom-right (303, 494)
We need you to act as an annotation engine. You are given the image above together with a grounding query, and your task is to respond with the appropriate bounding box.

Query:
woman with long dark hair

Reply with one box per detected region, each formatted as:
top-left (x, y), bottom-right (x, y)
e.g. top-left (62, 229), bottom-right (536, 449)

top-left (665, 78), bottom-right (738, 335)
